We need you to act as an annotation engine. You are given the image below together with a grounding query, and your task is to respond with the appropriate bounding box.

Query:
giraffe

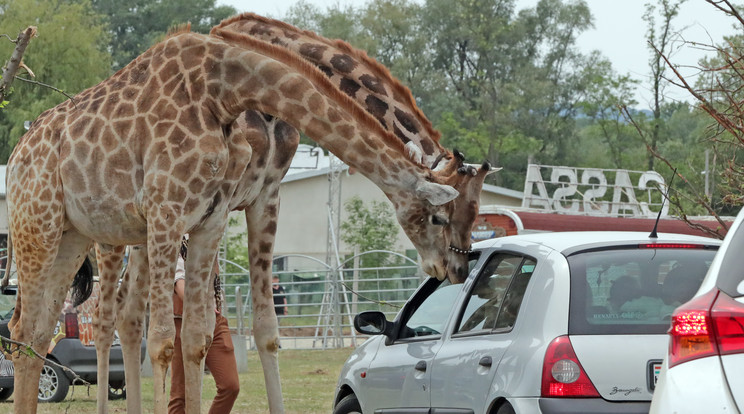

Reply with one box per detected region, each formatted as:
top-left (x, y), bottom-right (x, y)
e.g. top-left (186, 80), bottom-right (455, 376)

top-left (213, 13), bottom-right (498, 282)
top-left (6, 28), bottom-right (472, 414)
top-left (90, 16), bottom-right (497, 413)
top-left (90, 110), bottom-right (300, 414)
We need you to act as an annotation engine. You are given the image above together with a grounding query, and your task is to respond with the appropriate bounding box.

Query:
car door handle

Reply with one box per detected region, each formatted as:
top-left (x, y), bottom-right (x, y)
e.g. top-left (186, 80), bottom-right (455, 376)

top-left (479, 356), bottom-right (493, 367)
top-left (415, 360), bottom-right (427, 371)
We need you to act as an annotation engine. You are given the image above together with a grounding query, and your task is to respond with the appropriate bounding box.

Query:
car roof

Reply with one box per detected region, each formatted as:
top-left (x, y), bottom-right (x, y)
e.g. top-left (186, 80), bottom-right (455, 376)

top-left (473, 231), bottom-right (721, 255)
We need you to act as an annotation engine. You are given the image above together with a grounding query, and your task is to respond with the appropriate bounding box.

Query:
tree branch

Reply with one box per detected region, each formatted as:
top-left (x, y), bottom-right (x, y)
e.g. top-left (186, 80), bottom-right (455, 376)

top-left (0, 335), bottom-right (91, 387)
top-left (0, 26), bottom-right (37, 105)
top-left (15, 76), bottom-right (77, 106)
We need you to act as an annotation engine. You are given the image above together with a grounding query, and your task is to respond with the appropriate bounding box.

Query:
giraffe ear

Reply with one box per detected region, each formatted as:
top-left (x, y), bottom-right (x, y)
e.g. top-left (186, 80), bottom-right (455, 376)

top-left (415, 181), bottom-right (459, 206)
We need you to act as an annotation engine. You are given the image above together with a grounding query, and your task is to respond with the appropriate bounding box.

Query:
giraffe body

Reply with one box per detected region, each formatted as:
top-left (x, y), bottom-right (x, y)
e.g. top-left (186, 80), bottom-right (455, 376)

top-left (8, 29), bottom-right (464, 414)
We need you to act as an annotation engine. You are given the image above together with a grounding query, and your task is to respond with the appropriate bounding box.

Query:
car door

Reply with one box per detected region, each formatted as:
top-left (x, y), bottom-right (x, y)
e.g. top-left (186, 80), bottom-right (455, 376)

top-left (429, 252), bottom-right (537, 412)
top-left (363, 278), bottom-right (463, 413)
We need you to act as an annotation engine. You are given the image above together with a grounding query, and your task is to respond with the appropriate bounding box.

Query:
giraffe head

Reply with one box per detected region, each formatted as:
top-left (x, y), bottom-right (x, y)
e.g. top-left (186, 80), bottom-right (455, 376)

top-left (436, 152), bottom-right (500, 283)
top-left (388, 176), bottom-right (459, 280)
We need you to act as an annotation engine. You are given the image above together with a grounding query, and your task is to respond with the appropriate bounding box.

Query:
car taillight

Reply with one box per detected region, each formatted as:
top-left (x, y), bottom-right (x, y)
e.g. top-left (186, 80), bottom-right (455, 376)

top-left (541, 336), bottom-right (599, 397)
top-left (669, 289), bottom-right (744, 368)
top-left (712, 293), bottom-right (744, 355)
top-left (64, 313), bottom-right (79, 339)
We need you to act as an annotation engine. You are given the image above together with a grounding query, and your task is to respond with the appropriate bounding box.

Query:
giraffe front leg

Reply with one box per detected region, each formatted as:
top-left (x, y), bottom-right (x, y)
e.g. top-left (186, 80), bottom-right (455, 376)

top-left (146, 233), bottom-right (180, 414)
top-left (180, 229), bottom-right (223, 414)
top-left (93, 244), bottom-right (126, 414)
top-left (246, 207), bottom-right (285, 414)
top-left (115, 245), bottom-right (149, 414)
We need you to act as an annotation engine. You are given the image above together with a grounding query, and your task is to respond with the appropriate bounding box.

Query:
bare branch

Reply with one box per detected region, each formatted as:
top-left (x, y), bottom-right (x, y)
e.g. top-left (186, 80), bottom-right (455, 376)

top-left (0, 26), bottom-right (37, 105)
top-left (15, 76), bottom-right (77, 106)
top-left (0, 335), bottom-right (91, 387)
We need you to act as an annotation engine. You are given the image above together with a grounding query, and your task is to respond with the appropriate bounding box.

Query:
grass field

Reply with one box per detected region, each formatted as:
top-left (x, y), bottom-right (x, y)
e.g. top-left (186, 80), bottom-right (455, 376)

top-left (3, 348), bottom-right (355, 414)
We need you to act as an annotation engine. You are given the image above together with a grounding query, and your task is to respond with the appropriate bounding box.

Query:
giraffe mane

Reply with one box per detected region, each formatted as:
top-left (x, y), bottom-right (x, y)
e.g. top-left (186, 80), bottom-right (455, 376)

top-left (166, 22), bottom-right (192, 38)
top-left (211, 28), bottom-right (411, 163)
top-left (213, 13), bottom-right (443, 146)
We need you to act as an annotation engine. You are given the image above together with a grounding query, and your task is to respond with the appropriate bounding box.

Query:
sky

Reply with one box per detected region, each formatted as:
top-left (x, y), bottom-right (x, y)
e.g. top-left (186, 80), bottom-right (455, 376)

top-left (217, 0), bottom-right (740, 109)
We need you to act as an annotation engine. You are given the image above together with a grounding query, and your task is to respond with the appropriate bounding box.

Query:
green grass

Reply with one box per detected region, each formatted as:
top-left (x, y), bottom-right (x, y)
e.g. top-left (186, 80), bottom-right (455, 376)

top-left (4, 348), bottom-right (354, 414)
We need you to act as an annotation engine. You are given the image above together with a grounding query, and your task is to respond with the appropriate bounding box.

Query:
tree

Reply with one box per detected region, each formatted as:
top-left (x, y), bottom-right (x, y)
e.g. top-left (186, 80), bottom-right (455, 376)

top-left (340, 196), bottom-right (399, 266)
top-left (0, 0), bottom-right (112, 162)
top-left (91, 0), bottom-right (237, 70)
top-left (574, 57), bottom-right (641, 169)
top-left (642, 0), bottom-right (686, 170)
top-left (626, 0), bottom-right (744, 238)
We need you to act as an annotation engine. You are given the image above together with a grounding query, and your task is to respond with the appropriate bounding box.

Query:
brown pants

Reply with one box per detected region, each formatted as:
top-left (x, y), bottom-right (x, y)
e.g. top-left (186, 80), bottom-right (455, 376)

top-left (168, 314), bottom-right (240, 414)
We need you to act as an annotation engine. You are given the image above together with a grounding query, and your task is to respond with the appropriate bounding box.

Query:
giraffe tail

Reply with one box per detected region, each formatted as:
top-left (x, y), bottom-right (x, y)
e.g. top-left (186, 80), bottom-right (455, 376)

top-left (70, 256), bottom-right (94, 307)
top-left (0, 233), bottom-right (11, 290)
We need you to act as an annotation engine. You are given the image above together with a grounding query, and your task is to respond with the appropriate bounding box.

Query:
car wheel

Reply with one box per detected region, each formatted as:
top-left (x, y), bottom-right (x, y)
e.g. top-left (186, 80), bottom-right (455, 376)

top-left (0, 386), bottom-right (13, 401)
top-left (38, 363), bottom-right (70, 403)
top-left (108, 381), bottom-right (127, 400)
top-left (334, 394), bottom-right (362, 414)
top-left (495, 402), bottom-right (516, 414)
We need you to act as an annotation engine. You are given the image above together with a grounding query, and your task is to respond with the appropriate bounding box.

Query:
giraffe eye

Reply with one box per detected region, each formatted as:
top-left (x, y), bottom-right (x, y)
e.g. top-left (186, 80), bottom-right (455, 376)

top-left (431, 214), bottom-right (449, 226)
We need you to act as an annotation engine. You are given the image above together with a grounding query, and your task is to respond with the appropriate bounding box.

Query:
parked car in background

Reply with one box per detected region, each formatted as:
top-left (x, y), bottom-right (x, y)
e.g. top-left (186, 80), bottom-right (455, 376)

top-left (333, 231), bottom-right (721, 414)
top-left (650, 210), bottom-right (744, 413)
top-left (0, 273), bottom-right (146, 403)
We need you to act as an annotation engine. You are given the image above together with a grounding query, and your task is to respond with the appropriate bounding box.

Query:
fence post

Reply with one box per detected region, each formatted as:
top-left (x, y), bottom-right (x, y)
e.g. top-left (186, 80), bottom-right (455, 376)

top-left (235, 286), bottom-right (245, 335)
top-left (232, 286), bottom-right (248, 373)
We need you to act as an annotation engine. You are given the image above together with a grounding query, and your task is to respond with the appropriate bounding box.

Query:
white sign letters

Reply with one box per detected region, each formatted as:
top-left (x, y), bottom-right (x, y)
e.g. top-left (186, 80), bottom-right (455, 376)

top-left (522, 164), bottom-right (668, 218)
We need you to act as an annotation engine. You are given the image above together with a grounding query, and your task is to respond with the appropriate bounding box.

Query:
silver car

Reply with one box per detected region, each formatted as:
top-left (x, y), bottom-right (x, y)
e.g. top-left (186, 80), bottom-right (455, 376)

top-left (333, 231), bottom-right (721, 414)
top-left (650, 210), bottom-right (744, 413)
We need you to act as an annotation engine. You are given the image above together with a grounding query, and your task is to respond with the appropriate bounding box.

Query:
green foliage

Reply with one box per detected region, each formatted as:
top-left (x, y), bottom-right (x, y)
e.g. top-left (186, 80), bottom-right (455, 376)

top-left (340, 196), bottom-right (399, 266)
top-left (0, 0), bottom-right (112, 162)
top-left (91, 0), bottom-right (237, 70)
top-left (222, 215), bottom-right (250, 284)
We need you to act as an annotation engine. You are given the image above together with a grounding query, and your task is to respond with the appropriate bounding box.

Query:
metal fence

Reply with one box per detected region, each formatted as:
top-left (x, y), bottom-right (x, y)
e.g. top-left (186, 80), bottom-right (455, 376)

top-left (221, 250), bottom-right (426, 349)
top-left (0, 248), bottom-right (426, 350)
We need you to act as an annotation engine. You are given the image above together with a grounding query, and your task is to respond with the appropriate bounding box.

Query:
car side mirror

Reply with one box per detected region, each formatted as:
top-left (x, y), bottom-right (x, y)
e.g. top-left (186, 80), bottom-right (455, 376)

top-left (354, 311), bottom-right (394, 339)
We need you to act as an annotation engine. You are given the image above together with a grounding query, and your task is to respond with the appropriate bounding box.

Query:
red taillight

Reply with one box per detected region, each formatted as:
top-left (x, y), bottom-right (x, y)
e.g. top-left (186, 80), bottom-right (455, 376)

top-left (64, 313), bottom-right (79, 339)
top-left (711, 292), bottom-right (744, 355)
top-left (669, 289), bottom-right (744, 368)
top-left (541, 336), bottom-right (599, 397)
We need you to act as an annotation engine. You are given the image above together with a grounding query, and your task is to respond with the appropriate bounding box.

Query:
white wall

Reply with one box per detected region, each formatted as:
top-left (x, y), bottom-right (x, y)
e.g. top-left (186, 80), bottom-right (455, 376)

top-left (227, 168), bottom-right (523, 263)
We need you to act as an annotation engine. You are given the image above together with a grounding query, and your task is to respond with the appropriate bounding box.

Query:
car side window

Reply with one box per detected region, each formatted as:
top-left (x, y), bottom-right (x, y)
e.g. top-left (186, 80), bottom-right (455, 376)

top-left (398, 279), bottom-right (460, 339)
top-left (456, 254), bottom-right (536, 333)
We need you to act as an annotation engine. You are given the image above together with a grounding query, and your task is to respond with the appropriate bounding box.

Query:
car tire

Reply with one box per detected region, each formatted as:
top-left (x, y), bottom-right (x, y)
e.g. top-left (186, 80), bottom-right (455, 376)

top-left (495, 402), bottom-right (516, 414)
top-left (334, 394), bottom-right (362, 414)
top-left (37, 363), bottom-right (70, 403)
top-left (0, 386), bottom-right (13, 401)
top-left (108, 381), bottom-right (127, 400)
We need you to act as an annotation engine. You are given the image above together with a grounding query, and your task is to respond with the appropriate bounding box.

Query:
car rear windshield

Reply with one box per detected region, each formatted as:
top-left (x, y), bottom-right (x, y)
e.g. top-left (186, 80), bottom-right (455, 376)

top-left (568, 246), bottom-right (718, 335)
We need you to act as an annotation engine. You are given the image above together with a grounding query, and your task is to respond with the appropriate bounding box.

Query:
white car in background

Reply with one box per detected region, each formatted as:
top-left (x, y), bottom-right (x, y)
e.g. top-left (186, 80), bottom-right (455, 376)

top-left (650, 210), bottom-right (744, 413)
top-left (333, 231), bottom-right (721, 414)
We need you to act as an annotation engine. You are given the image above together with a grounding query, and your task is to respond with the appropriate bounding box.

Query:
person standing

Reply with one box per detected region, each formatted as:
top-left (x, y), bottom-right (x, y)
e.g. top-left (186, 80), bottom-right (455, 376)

top-left (169, 238), bottom-right (239, 414)
top-left (272, 275), bottom-right (287, 318)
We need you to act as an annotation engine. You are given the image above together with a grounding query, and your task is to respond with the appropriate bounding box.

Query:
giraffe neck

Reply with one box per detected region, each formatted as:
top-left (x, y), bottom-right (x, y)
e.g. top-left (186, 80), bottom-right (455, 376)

top-left (212, 13), bottom-right (450, 169)
top-left (201, 30), bottom-right (426, 193)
